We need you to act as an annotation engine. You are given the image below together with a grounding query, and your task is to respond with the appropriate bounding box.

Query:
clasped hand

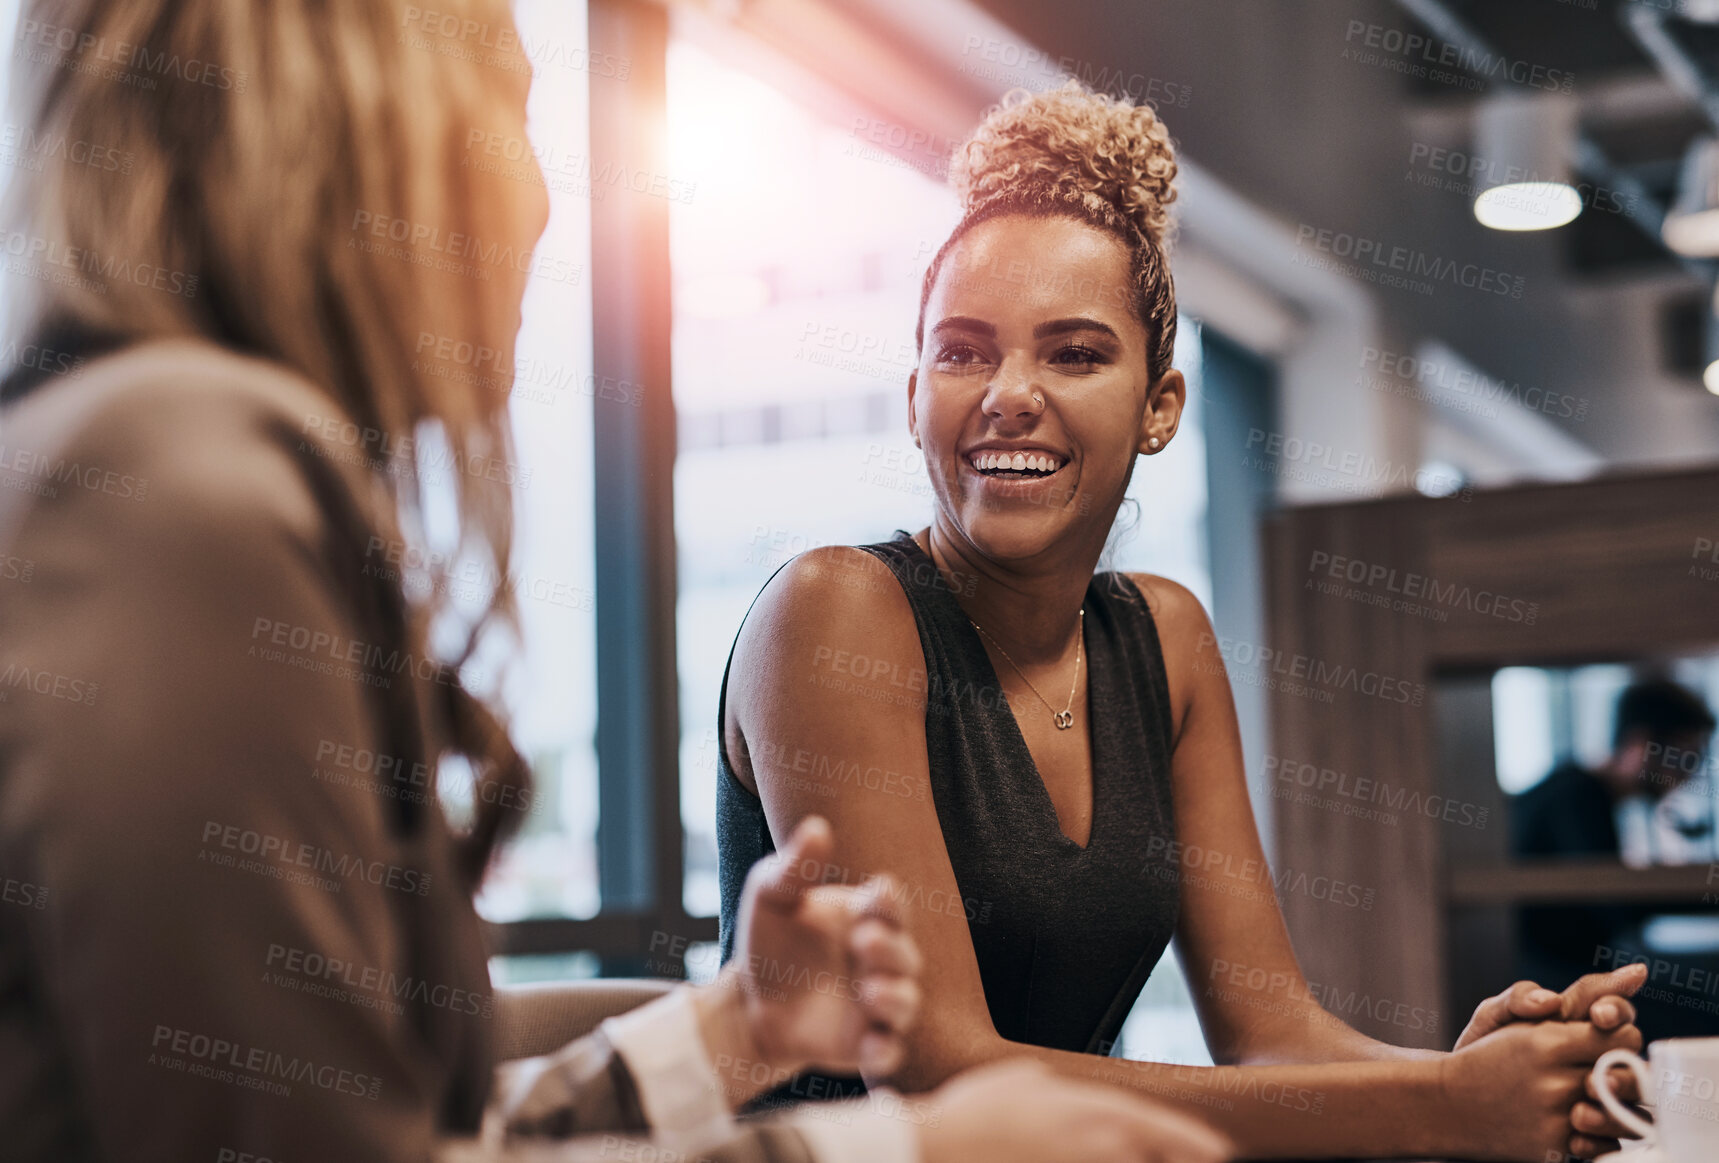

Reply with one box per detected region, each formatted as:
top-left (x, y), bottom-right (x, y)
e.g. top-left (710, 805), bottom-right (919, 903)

top-left (1449, 963), bottom-right (1649, 1160)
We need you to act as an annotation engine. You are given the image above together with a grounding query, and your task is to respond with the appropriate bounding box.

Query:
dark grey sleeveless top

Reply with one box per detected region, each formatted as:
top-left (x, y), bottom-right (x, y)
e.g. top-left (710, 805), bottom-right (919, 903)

top-left (717, 532), bottom-right (1181, 1063)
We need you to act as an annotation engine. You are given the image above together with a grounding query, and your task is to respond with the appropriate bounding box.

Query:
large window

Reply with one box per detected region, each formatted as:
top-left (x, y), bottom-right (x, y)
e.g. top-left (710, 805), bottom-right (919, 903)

top-left (474, 0), bottom-right (602, 929)
top-left (666, 39), bottom-right (960, 917)
top-left (663, 35), bottom-right (1224, 1061)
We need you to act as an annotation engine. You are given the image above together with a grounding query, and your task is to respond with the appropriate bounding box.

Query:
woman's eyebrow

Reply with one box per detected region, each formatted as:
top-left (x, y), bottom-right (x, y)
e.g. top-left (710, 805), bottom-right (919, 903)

top-left (929, 315), bottom-right (996, 338)
top-left (1033, 317), bottom-right (1121, 341)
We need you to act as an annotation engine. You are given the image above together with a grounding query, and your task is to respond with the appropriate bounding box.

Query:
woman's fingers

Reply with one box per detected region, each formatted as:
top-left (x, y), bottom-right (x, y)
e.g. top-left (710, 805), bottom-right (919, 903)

top-left (1457, 968), bottom-right (1647, 1054)
top-left (857, 1025), bottom-right (905, 1077)
top-left (859, 976), bottom-right (920, 1029)
top-left (1585, 1062), bottom-right (1642, 1106)
top-left (1558, 964), bottom-right (1648, 1020)
top-left (1505, 979), bottom-right (1562, 1019)
top-left (850, 873), bottom-right (906, 930)
top-left (1568, 1132), bottom-right (1621, 1160)
top-left (1587, 995), bottom-right (1637, 1031)
top-left (1571, 1062), bottom-right (1648, 1156)
top-left (1469, 980), bottom-right (1558, 1040)
top-left (850, 915), bottom-right (921, 978)
top-left (1572, 1097), bottom-right (1640, 1141)
top-left (752, 816), bottom-right (835, 912)
top-left (1557, 1019), bottom-right (1644, 1063)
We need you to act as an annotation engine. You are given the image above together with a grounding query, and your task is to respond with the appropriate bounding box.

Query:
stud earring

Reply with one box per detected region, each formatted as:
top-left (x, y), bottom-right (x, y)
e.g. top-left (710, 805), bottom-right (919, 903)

top-left (1148, 436), bottom-right (1162, 451)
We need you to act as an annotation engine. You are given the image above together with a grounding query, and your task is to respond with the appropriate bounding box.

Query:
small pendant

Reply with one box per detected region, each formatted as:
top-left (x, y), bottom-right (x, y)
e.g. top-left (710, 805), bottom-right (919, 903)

top-left (1054, 710), bottom-right (1074, 730)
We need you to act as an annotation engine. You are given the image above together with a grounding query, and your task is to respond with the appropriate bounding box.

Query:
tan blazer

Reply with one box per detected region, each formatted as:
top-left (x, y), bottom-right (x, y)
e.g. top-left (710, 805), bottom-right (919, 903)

top-left (0, 341), bottom-right (905, 1163)
top-left (0, 340), bottom-right (498, 1160)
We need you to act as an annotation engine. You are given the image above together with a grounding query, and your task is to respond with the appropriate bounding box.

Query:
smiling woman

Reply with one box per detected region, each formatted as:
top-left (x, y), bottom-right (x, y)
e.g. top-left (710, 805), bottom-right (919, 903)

top-left (714, 79), bottom-right (1654, 1163)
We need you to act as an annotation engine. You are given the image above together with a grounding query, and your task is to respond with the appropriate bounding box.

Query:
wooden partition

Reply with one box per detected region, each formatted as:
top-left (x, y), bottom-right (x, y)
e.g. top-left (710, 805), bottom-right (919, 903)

top-left (1263, 467), bottom-right (1719, 1047)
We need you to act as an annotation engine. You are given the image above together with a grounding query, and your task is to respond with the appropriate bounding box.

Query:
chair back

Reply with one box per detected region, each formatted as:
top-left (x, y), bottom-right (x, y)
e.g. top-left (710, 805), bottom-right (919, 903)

top-left (493, 978), bottom-right (678, 1061)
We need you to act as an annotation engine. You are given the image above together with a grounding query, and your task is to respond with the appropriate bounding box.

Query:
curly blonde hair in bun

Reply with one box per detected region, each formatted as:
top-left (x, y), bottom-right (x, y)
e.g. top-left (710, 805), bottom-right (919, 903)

top-left (918, 80), bottom-right (1180, 379)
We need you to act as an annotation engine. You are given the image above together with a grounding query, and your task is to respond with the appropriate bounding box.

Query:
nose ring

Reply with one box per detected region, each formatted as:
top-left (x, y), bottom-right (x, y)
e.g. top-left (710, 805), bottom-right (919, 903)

top-left (1031, 392), bottom-right (1044, 407)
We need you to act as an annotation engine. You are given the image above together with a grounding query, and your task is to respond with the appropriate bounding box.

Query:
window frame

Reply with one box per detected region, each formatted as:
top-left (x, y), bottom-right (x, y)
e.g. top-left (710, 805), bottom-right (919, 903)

top-left (487, 0), bottom-right (715, 973)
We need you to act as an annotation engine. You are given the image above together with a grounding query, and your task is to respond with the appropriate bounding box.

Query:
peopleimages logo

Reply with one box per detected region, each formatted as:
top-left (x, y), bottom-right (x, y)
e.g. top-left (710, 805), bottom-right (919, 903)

top-left (1405, 142), bottom-right (1635, 219)
top-left (1243, 428), bottom-right (1469, 500)
top-left (0, 122), bottom-right (134, 174)
top-left (1341, 20), bottom-right (1574, 93)
top-left (264, 943), bottom-right (493, 1018)
top-left (1196, 631), bottom-right (1425, 707)
top-left (1294, 224), bottom-right (1524, 299)
top-left (1207, 957), bottom-right (1440, 1035)
top-left (149, 1025), bottom-right (381, 1100)
top-left (1142, 835), bottom-right (1377, 911)
top-left (1692, 536), bottom-right (1719, 584)
top-left (1306, 549), bottom-right (1539, 625)
top-left (956, 36), bottom-right (1192, 108)
top-left (17, 18), bottom-right (250, 91)
top-left (1358, 346), bottom-right (1589, 422)
top-left (1262, 754), bottom-right (1489, 830)
top-left (199, 820), bottom-right (432, 897)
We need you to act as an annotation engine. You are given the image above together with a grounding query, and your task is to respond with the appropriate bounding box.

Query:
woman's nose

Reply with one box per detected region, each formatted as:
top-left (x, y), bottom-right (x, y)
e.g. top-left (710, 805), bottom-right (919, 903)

top-left (982, 360), bottom-right (1045, 420)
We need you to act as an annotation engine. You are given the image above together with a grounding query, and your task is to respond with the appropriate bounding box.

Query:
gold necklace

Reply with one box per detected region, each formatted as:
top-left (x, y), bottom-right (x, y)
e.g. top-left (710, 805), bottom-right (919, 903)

top-left (968, 608), bottom-right (1085, 730)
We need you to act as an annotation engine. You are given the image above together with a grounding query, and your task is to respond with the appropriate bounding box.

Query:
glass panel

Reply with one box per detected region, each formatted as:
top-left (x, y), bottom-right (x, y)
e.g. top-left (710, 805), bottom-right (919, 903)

top-left (471, 0), bottom-right (601, 923)
top-left (1570, 665), bottom-right (1634, 768)
top-left (1116, 951), bottom-right (1213, 1066)
top-left (666, 39), bottom-right (959, 917)
top-left (489, 951), bottom-right (602, 986)
top-left (1100, 318), bottom-right (1212, 609)
top-left (1492, 667), bottom-right (1556, 794)
top-left (1490, 658), bottom-right (1719, 863)
top-left (1109, 319), bottom-right (1215, 1067)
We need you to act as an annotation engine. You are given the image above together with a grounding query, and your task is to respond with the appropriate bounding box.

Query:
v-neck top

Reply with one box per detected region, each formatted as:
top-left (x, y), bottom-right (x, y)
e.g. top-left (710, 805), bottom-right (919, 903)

top-left (716, 531), bottom-right (1181, 1061)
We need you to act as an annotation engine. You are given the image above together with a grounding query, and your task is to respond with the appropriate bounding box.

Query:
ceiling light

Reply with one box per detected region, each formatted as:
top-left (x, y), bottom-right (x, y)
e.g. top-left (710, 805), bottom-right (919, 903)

top-left (1701, 306), bottom-right (1719, 396)
top-left (1472, 94), bottom-right (1582, 232)
top-left (1663, 137), bottom-right (1719, 257)
top-left (1474, 183), bottom-right (1583, 231)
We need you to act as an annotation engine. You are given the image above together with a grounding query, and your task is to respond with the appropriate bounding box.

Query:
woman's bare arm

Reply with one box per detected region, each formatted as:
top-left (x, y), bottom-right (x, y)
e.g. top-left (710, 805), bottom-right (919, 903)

top-left (726, 547), bottom-right (1000, 1088)
top-left (1130, 573), bottom-right (1431, 1066)
top-left (724, 549), bottom-right (1630, 1160)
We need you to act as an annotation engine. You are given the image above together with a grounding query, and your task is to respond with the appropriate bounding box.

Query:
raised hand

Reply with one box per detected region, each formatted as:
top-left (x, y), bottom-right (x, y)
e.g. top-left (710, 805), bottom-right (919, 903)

top-left (713, 815), bottom-right (922, 1083)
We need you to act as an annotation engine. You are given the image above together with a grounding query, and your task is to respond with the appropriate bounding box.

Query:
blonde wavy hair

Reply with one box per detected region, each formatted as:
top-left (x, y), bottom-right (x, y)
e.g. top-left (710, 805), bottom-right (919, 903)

top-left (918, 80), bottom-right (1180, 379)
top-left (4, 0), bottom-right (532, 883)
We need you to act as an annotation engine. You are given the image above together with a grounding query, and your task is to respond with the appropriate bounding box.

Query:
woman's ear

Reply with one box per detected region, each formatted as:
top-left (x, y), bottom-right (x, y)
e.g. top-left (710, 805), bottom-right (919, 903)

top-left (1137, 368), bottom-right (1185, 455)
top-left (907, 370), bottom-right (921, 447)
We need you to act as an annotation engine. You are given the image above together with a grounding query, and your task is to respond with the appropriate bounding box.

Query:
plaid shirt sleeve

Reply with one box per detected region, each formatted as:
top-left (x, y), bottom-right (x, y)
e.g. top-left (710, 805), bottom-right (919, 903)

top-left (438, 987), bottom-right (918, 1163)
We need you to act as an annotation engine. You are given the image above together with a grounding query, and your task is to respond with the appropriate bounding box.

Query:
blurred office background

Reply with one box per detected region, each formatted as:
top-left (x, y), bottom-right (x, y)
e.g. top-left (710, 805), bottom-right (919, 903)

top-left (8, 0), bottom-right (1719, 1061)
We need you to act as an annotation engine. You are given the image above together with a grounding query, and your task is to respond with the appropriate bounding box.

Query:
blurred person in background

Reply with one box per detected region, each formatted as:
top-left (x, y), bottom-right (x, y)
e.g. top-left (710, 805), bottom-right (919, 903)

top-left (1512, 678), bottom-right (1718, 1039)
top-left (717, 80), bottom-right (1653, 1162)
top-left (0, 2), bottom-right (1234, 1162)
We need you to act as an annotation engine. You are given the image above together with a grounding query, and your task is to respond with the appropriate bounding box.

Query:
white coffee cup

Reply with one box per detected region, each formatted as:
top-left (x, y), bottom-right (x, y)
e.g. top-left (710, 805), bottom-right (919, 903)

top-left (1592, 1038), bottom-right (1719, 1162)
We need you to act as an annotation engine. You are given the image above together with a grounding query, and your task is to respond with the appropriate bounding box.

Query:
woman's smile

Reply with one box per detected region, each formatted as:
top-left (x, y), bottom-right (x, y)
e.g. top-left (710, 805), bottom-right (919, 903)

top-left (961, 441), bottom-right (1074, 502)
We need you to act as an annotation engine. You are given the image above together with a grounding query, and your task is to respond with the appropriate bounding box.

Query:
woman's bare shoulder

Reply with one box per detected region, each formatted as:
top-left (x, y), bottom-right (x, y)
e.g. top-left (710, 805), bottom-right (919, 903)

top-left (1123, 571), bottom-right (1222, 739)
top-left (742, 545), bottom-right (924, 656)
top-left (727, 545), bottom-right (928, 763)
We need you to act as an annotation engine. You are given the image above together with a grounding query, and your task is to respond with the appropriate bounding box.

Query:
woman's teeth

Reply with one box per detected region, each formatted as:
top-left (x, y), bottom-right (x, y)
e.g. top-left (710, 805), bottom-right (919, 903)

top-left (969, 450), bottom-right (1063, 476)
